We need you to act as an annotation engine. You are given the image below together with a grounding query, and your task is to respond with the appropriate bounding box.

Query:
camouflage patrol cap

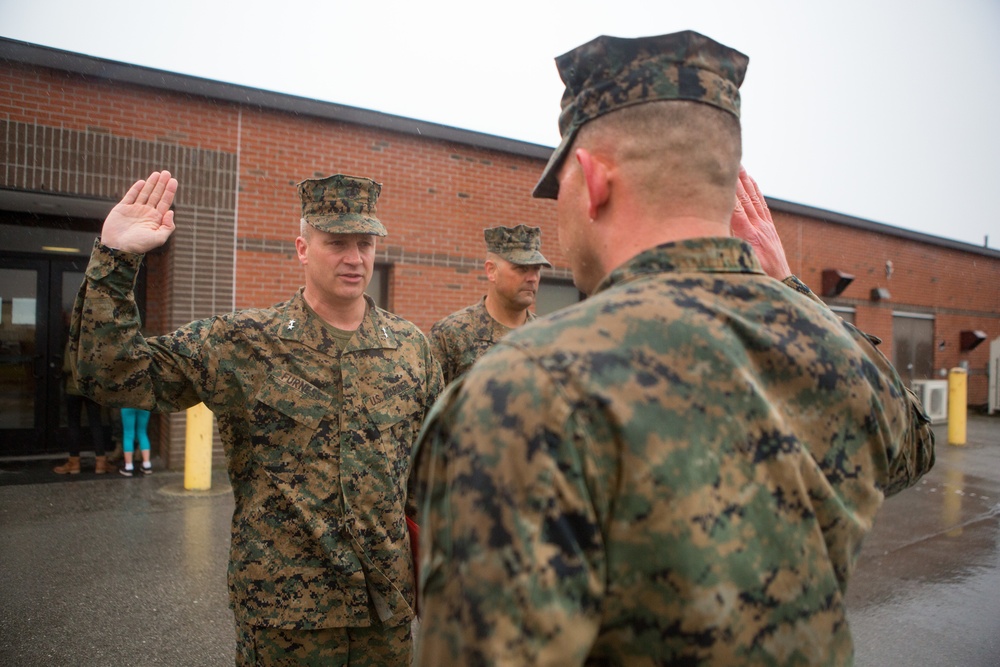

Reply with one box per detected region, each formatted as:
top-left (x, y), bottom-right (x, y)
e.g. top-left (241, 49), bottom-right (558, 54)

top-left (532, 30), bottom-right (749, 200)
top-left (296, 174), bottom-right (387, 236)
top-left (484, 224), bottom-right (552, 267)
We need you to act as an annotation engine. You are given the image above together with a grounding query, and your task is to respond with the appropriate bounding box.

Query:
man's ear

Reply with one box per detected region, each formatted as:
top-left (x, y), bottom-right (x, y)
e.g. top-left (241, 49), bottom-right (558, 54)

top-left (294, 236), bottom-right (309, 264)
top-left (485, 258), bottom-right (498, 282)
top-left (575, 148), bottom-right (610, 221)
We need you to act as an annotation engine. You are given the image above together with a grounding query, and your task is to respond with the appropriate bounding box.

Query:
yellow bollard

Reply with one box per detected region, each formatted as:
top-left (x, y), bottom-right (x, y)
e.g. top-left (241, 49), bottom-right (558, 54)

top-left (947, 367), bottom-right (967, 446)
top-left (184, 402), bottom-right (214, 490)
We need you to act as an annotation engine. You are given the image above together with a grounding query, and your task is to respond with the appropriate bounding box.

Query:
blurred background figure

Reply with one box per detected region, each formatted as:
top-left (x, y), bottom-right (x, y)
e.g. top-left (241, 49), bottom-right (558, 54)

top-left (53, 337), bottom-right (107, 475)
top-left (119, 407), bottom-right (152, 476)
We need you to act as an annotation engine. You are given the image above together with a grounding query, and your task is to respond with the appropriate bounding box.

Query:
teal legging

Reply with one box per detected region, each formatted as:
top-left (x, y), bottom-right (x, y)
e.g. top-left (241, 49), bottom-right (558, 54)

top-left (121, 408), bottom-right (151, 453)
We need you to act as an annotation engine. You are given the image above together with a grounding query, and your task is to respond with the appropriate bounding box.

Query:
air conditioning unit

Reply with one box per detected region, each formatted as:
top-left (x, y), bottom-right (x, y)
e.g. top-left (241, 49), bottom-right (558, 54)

top-left (911, 379), bottom-right (948, 424)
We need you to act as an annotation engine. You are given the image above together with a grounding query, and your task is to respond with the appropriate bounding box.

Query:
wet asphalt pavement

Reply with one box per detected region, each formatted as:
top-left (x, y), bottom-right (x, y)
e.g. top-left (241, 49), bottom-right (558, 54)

top-left (845, 414), bottom-right (1000, 666)
top-left (1, 415), bottom-right (998, 666)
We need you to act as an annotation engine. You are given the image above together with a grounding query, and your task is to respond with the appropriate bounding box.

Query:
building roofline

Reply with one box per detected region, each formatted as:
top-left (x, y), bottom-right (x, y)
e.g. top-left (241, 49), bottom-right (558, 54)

top-left (2, 36), bottom-right (997, 259)
top-left (0, 36), bottom-right (554, 161)
top-left (767, 197), bottom-right (999, 259)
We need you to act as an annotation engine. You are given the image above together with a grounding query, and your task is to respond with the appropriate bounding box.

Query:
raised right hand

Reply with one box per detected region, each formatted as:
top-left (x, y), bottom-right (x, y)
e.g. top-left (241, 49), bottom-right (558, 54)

top-left (101, 171), bottom-right (178, 253)
top-left (730, 166), bottom-right (792, 281)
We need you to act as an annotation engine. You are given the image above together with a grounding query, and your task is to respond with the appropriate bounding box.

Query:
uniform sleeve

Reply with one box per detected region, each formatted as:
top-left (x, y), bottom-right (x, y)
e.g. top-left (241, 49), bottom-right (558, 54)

top-left (781, 275), bottom-right (935, 496)
top-left (428, 322), bottom-right (456, 386)
top-left (413, 346), bottom-right (603, 666)
top-left (68, 239), bottom-right (213, 413)
top-left (424, 336), bottom-right (445, 415)
top-left (406, 334), bottom-right (445, 520)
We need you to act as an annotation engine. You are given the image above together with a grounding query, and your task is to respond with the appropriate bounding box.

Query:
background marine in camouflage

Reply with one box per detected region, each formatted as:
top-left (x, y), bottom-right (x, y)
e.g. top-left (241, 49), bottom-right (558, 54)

top-left (69, 170), bottom-right (442, 665)
top-left (412, 30), bottom-right (935, 666)
top-left (429, 224), bottom-right (551, 384)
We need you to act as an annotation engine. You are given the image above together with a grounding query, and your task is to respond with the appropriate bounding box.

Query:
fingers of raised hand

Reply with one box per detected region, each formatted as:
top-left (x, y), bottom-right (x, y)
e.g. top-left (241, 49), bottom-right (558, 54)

top-left (739, 168), bottom-right (771, 221)
top-left (118, 171), bottom-right (177, 218)
top-left (134, 172), bottom-right (162, 206)
top-left (121, 179), bottom-right (147, 206)
top-left (742, 169), bottom-right (763, 200)
top-left (735, 177), bottom-right (757, 224)
top-left (131, 171), bottom-right (174, 208)
top-left (152, 172), bottom-right (177, 215)
top-left (730, 196), bottom-right (755, 240)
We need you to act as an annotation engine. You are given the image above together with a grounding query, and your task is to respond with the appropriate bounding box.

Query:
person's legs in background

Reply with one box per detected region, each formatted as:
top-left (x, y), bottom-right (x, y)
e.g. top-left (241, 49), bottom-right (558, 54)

top-left (105, 406), bottom-right (124, 463)
top-left (120, 407), bottom-right (136, 476)
top-left (83, 397), bottom-right (108, 473)
top-left (53, 394), bottom-right (84, 474)
top-left (120, 408), bottom-right (152, 476)
top-left (135, 409), bottom-right (152, 474)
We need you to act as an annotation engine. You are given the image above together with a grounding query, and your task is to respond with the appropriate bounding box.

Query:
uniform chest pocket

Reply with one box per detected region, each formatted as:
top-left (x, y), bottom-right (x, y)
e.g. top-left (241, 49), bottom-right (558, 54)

top-left (364, 391), bottom-right (424, 478)
top-left (254, 371), bottom-right (335, 442)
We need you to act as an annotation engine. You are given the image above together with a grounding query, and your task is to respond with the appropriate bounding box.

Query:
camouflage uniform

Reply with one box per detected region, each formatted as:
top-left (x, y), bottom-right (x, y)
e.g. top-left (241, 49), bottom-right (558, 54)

top-left (429, 225), bottom-right (550, 384)
top-left (71, 175), bottom-right (442, 660)
top-left (413, 239), bottom-right (935, 665)
top-left (429, 297), bottom-right (539, 385)
top-left (237, 622), bottom-right (411, 665)
top-left (412, 32), bottom-right (935, 666)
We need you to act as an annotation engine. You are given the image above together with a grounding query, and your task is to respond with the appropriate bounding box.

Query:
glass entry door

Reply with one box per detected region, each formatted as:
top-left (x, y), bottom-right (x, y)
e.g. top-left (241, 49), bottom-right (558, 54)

top-left (0, 257), bottom-right (89, 456)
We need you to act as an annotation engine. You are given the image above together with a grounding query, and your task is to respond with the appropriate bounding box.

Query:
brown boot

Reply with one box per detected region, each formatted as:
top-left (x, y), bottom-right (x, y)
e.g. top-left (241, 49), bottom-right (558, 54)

top-left (94, 456), bottom-right (109, 474)
top-left (53, 456), bottom-right (81, 475)
top-left (105, 444), bottom-right (124, 463)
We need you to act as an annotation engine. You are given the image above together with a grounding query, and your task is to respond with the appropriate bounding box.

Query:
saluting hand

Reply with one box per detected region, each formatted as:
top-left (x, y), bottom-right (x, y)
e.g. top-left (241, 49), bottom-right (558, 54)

top-left (730, 166), bottom-right (792, 281)
top-left (101, 170), bottom-right (179, 254)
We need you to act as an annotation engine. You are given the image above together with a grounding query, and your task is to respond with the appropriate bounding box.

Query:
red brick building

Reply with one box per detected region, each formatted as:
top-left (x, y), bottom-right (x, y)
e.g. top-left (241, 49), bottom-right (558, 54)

top-left (2, 38), bottom-right (997, 468)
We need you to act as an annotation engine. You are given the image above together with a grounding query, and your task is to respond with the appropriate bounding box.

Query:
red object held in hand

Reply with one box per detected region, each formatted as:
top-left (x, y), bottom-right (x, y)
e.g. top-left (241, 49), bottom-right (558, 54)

top-left (406, 516), bottom-right (420, 613)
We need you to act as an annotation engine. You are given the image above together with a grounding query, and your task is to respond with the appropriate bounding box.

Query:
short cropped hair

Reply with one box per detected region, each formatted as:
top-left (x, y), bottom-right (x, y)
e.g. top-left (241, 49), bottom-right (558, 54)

top-left (577, 100), bottom-right (742, 208)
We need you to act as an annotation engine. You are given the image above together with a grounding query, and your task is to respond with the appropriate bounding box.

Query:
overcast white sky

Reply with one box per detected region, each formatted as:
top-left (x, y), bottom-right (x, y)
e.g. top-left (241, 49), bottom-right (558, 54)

top-left (2, 0), bottom-right (998, 249)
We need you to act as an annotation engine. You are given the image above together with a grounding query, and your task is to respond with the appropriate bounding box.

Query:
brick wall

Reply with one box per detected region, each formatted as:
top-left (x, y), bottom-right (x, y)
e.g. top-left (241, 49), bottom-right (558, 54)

top-left (229, 104), bottom-right (567, 329)
top-left (773, 210), bottom-right (999, 402)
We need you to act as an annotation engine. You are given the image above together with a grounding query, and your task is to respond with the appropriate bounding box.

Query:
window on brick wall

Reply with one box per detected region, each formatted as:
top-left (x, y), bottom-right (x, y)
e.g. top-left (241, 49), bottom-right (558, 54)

top-left (536, 278), bottom-right (584, 316)
top-left (829, 305), bottom-right (856, 325)
top-left (368, 263), bottom-right (388, 308)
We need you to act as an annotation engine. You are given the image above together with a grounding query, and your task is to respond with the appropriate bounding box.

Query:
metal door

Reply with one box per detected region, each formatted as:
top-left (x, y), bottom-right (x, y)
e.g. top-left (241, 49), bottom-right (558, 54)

top-left (0, 257), bottom-right (89, 456)
top-left (892, 312), bottom-right (935, 387)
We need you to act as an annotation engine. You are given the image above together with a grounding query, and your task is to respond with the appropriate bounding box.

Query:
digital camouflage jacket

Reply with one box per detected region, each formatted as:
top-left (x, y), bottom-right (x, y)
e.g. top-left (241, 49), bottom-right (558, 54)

top-left (412, 237), bottom-right (934, 666)
top-left (429, 296), bottom-right (538, 385)
top-left (70, 240), bottom-right (443, 630)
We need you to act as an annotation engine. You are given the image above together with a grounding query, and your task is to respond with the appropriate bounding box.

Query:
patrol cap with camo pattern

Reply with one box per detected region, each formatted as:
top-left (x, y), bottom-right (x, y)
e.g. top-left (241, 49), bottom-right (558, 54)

top-left (297, 174), bottom-right (387, 236)
top-left (484, 224), bottom-right (552, 267)
top-left (532, 30), bottom-right (749, 200)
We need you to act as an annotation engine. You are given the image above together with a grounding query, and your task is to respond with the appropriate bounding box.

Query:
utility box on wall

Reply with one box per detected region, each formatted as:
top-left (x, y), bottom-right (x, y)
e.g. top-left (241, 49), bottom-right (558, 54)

top-left (912, 379), bottom-right (949, 424)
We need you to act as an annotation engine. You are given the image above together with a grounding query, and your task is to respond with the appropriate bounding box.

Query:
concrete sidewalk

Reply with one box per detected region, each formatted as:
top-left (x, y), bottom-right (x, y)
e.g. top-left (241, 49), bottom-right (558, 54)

top-left (1, 415), bottom-right (998, 666)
